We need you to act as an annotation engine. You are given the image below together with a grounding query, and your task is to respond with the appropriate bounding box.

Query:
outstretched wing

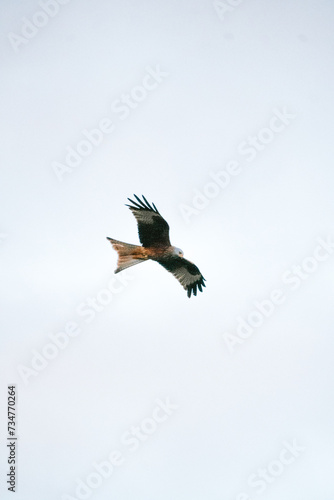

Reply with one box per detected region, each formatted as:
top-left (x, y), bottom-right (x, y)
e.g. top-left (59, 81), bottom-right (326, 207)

top-left (158, 256), bottom-right (206, 298)
top-left (126, 195), bottom-right (170, 248)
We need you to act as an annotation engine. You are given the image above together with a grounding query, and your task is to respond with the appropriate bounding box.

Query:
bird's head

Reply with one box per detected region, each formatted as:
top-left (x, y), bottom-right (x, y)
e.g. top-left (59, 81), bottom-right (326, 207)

top-left (172, 246), bottom-right (184, 258)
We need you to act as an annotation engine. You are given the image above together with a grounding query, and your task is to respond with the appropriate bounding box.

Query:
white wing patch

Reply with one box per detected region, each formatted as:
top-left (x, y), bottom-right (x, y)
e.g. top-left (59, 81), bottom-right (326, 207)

top-left (171, 266), bottom-right (201, 289)
top-left (129, 208), bottom-right (157, 225)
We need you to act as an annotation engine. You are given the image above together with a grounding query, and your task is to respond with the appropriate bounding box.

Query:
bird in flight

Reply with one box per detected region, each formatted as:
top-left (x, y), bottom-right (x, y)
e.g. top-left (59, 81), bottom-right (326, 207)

top-left (107, 195), bottom-right (206, 297)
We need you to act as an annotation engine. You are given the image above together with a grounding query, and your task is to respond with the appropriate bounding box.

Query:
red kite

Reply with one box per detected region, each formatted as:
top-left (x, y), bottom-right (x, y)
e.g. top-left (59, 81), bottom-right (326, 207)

top-left (107, 195), bottom-right (205, 297)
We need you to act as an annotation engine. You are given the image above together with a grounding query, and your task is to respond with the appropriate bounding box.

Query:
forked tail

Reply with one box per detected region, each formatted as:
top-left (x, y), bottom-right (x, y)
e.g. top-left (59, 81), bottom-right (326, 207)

top-left (106, 237), bottom-right (147, 273)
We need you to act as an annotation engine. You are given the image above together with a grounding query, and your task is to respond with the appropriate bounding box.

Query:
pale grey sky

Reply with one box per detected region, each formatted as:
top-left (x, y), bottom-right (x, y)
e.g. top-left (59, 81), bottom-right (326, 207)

top-left (1, 1), bottom-right (334, 499)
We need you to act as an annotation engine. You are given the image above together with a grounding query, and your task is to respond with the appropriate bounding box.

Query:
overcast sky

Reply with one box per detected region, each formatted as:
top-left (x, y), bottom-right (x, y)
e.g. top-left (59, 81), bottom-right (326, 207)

top-left (1, 1), bottom-right (334, 499)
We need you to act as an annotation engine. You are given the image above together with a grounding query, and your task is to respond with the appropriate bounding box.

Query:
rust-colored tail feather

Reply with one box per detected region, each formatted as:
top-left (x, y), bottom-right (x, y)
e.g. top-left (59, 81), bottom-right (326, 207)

top-left (106, 237), bottom-right (147, 273)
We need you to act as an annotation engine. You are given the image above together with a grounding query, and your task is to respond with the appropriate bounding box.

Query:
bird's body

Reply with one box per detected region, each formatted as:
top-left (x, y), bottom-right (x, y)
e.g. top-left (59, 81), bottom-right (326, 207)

top-left (107, 195), bottom-right (205, 297)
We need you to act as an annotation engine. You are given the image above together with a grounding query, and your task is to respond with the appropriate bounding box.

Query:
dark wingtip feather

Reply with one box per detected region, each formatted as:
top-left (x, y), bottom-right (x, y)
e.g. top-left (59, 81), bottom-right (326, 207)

top-left (126, 198), bottom-right (143, 210)
top-left (133, 194), bottom-right (147, 209)
top-left (141, 195), bottom-right (153, 210)
top-left (127, 195), bottom-right (158, 212)
top-left (186, 278), bottom-right (206, 297)
top-left (152, 202), bottom-right (160, 214)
